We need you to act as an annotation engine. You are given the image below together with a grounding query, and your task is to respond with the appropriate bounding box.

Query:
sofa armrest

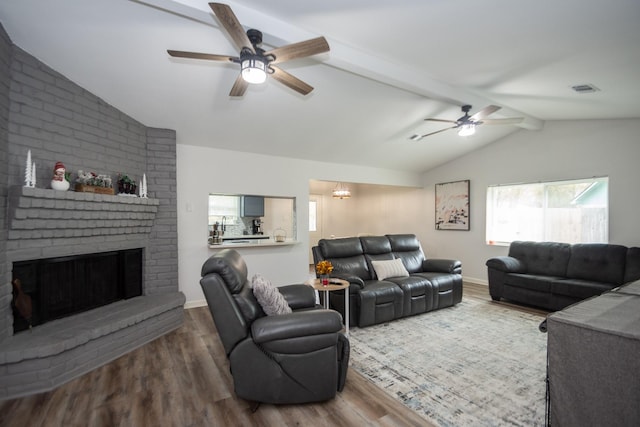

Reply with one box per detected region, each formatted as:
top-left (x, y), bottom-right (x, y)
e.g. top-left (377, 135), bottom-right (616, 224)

top-left (251, 310), bottom-right (343, 352)
top-left (278, 284), bottom-right (317, 309)
top-left (423, 258), bottom-right (462, 274)
top-left (486, 256), bottom-right (525, 273)
top-left (330, 273), bottom-right (365, 290)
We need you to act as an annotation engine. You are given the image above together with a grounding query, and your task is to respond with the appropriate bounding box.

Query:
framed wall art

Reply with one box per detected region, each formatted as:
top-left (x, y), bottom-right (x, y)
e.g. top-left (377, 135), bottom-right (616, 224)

top-left (435, 179), bottom-right (470, 230)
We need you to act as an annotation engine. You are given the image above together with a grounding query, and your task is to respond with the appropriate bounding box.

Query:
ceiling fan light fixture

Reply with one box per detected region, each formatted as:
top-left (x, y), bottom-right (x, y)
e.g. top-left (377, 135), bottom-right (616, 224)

top-left (458, 123), bottom-right (476, 137)
top-left (332, 182), bottom-right (351, 199)
top-left (241, 56), bottom-right (267, 84)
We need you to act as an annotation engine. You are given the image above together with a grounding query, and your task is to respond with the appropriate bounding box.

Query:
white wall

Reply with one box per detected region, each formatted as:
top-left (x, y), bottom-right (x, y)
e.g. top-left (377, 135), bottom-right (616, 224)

top-left (178, 118), bottom-right (640, 305)
top-left (176, 145), bottom-right (422, 306)
top-left (309, 181), bottom-right (427, 241)
top-left (421, 118), bottom-right (640, 284)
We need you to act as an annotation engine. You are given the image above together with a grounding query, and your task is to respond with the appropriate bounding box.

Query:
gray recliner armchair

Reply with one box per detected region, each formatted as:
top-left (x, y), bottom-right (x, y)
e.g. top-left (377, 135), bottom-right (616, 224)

top-left (199, 249), bottom-right (349, 405)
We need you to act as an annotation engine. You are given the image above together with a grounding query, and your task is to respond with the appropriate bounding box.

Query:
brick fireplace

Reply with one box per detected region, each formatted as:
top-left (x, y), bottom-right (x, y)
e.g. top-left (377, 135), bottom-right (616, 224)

top-left (0, 25), bottom-right (184, 399)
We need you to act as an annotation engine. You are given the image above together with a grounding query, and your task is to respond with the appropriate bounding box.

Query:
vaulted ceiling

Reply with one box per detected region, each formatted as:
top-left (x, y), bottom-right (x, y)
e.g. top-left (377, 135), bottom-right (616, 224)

top-left (1, 0), bottom-right (639, 172)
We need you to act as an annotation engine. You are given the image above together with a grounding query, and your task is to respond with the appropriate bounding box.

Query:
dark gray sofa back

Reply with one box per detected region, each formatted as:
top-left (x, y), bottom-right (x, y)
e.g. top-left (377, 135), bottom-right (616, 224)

top-left (566, 244), bottom-right (628, 285)
top-left (200, 249), bottom-right (256, 355)
top-left (625, 247), bottom-right (640, 283)
top-left (315, 234), bottom-right (427, 280)
top-left (508, 241), bottom-right (571, 276)
top-left (360, 236), bottom-right (394, 280)
top-left (387, 234), bottom-right (425, 273)
top-left (318, 237), bottom-right (370, 279)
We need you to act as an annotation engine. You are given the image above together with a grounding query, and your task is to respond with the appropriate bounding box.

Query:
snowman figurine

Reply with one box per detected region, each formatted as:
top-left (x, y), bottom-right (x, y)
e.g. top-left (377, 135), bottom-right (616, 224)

top-left (50, 161), bottom-right (70, 191)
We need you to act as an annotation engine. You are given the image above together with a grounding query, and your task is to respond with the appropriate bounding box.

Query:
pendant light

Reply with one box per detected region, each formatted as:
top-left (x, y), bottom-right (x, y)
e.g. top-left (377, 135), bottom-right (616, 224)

top-left (332, 182), bottom-right (351, 199)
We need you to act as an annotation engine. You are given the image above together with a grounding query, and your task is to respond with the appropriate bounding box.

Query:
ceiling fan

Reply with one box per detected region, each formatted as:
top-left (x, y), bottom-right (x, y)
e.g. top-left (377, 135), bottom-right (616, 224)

top-left (410, 105), bottom-right (523, 141)
top-left (167, 2), bottom-right (330, 97)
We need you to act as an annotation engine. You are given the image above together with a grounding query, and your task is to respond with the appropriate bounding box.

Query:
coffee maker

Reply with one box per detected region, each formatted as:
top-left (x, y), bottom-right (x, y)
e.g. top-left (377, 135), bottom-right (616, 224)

top-left (211, 222), bottom-right (223, 244)
top-left (252, 218), bottom-right (263, 235)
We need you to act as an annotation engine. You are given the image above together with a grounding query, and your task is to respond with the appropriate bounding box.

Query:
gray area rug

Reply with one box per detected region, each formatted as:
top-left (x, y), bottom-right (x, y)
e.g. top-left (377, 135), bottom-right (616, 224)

top-left (349, 298), bottom-right (547, 427)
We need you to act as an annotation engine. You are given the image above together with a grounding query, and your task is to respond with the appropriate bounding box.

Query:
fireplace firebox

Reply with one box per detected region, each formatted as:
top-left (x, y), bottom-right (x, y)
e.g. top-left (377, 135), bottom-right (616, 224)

top-left (12, 249), bottom-right (143, 333)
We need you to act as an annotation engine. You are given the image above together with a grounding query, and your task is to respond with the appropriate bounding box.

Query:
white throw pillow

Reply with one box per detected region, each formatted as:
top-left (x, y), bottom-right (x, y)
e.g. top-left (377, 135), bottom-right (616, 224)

top-left (371, 258), bottom-right (410, 280)
top-left (251, 274), bottom-right (292, 316)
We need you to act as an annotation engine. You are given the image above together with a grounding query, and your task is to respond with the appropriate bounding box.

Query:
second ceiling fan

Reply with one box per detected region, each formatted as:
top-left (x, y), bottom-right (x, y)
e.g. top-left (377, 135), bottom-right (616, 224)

top-left (410, 105), bottom-right (523, 141)
top-left (167, 3), bottom-right (330, 97)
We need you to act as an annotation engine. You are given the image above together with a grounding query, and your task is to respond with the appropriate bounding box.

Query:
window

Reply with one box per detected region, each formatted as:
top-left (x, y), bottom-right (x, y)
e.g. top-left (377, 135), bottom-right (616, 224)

top-left (309, 200), bottom-right (317, 232)
top-left (208, 195), bottom-right (240, 225)
top-left (486, 177), bottom-right (608, 245)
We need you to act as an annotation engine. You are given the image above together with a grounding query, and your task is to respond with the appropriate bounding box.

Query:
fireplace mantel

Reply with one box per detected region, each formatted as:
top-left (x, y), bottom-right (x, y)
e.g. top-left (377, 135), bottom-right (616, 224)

top-left (8, 186), bottom-right (160, 240)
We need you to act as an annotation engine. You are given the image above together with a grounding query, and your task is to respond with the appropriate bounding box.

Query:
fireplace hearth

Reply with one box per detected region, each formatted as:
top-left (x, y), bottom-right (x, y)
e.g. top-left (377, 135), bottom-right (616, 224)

top-left (12, 249), bottom-right (143, 333)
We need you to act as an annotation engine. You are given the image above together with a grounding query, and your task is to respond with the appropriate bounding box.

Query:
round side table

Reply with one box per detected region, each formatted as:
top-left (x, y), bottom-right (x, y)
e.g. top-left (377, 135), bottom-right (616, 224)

top-left (308, 278), bottom-right (350, 336)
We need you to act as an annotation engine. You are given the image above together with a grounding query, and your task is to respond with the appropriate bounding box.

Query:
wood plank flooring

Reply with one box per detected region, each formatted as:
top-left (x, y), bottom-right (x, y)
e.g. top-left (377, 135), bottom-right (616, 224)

top-left (0, 283), bottom-right (547, 427)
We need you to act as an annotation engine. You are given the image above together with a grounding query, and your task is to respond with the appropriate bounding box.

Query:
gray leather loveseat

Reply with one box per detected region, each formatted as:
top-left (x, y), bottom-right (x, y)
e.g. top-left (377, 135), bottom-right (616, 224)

top-left (312, 234), bottom-right (463, 327)
top-left (486, 241), bottom-right (640, 311)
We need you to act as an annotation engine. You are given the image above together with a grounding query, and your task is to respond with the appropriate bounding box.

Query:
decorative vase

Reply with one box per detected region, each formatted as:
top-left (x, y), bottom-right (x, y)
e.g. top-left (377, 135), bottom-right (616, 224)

top-left (321, 275), bottom-right (330, 286)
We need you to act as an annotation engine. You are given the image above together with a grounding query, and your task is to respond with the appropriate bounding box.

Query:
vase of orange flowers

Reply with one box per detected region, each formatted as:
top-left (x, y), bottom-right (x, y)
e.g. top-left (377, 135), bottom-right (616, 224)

top-left (316, 260), bottom-right (334, 286)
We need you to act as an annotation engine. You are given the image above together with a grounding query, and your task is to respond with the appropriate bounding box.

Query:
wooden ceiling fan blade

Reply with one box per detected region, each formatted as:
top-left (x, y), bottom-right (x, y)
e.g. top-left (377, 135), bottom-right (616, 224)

top-left (470, 105), bottom-right (501, 121)
top-left (265, 37), bottom-right (330, 64)
top-left (419, 126), bottom-right (457, 138)
top-left (481, 117), bottom-right (524, 125)
top-left (167, 50), bottom-right (237, 62)
top-left (270, 66), bottom-right (313, 95)
top-left (425, 118), bottom-right (458, 124)
top-left (229, 74), bottom-right (249, 97)
top-left (209, 3), bottom-right (254, 53)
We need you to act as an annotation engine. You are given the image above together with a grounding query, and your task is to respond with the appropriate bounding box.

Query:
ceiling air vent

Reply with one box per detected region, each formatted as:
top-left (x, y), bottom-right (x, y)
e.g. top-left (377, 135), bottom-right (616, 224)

top-left (571, 84), bottom-right (600, 94)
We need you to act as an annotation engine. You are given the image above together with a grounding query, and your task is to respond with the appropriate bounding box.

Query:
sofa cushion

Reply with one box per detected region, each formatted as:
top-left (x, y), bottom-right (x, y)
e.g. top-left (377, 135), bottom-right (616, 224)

top-left (615, 279), bottom-right (640, 296)
top-left (364, 253), bottom-right (394, 280)
top-left (329, 256), bottom-right (370, 280)
top-left (387, 275), bottom-right (434, 316)
top-left (551, 279), bottom-right (613, 300)
top-left (358, 281), bottom-right (404, 326)
top-left (504, 273), bottom-right (561, 293)
top-left (414, 272), bottom-right (458, 292)
top-left (386, 234), bottom-right (425, 273)
top-left (371, 258), bottom-right (410, 280)
top-left (394, 250), bottom-right (425, 274)
top-left (508, 241), bottom-right (571, 277)
top-left (624, 247), bottom-right (640, 283)
top-left (386, 234), bottom-right (421, 252)
top-left (566, 244), bottom-right (627, 285)
top-left (360, 236), bottom-right (392, 254)
top-left (319, 237), bottom-right (363, 258)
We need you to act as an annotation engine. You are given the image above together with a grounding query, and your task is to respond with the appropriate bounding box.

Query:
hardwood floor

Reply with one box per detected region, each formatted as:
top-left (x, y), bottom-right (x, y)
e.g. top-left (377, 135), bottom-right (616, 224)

top-left (0, 283), bottom-right (547, 427)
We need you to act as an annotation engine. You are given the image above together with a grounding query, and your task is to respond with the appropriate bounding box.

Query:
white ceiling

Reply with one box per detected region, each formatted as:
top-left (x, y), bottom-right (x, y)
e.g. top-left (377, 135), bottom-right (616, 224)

top-left (1, 0), bottom-right (639, 173)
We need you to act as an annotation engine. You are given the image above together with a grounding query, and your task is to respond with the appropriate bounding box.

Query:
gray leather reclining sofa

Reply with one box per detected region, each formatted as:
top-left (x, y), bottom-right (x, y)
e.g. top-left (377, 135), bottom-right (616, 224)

top-left (486, 240), bottom-right (640, 311)
top-left (312, 234), bottom-right (463, 327)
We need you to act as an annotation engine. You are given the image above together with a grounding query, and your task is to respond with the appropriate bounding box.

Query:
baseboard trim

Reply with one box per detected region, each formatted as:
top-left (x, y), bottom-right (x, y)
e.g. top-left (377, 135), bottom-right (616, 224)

top-left (463, 276), bottom-right (488, 286)
top-left (184, 299), bottom-right (208, 309)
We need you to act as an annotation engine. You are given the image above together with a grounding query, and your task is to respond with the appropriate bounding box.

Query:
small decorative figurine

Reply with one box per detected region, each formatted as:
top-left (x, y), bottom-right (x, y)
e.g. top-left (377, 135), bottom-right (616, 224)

top-left (50, 161), bottom-right (70, 191)
top-left (24, 150), bottom-right (36, 188)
